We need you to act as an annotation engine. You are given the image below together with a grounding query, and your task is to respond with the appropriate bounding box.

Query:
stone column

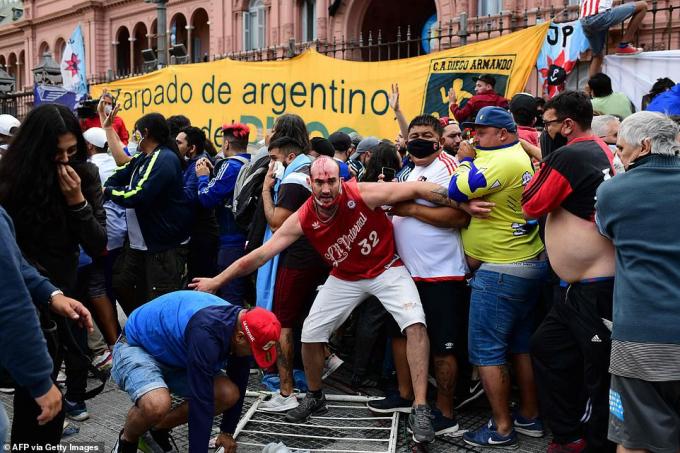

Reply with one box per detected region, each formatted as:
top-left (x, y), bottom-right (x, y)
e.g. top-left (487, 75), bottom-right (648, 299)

top-left (280, 0), bottom-right (294, 45)
top-left (186, 25), bottom-right (194, 61)
top-left (316, 0), bottom-right (327, 42)
top-left (128, 37), bottom-right (135, 73)
top-left (111, 41), bottom-right (118, 74)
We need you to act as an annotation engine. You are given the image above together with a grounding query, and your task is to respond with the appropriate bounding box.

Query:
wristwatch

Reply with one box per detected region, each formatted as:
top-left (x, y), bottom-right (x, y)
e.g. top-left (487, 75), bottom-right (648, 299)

top-left (48, 289), bottom-right (64, 305)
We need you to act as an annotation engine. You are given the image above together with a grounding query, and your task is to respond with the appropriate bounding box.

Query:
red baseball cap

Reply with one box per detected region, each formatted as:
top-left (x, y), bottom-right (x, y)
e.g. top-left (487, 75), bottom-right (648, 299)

top-left (241, 308), bottom-right (281, 368)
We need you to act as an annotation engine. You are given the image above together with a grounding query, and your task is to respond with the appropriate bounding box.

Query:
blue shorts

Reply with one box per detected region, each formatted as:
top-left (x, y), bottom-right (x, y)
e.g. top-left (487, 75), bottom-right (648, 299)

top-left (111, 339), bottom-right (193, 403)
top-left (468, 265), bottom-right (546, 366)
top-left (580, 3), bottom-right (636, 54)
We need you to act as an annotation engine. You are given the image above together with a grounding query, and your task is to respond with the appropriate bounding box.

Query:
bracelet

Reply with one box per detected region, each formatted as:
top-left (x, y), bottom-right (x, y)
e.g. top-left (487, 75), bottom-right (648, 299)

top-left (70, 200), bottom-right (89, 212)
top-left (48, 289), bottom-right (64, 305)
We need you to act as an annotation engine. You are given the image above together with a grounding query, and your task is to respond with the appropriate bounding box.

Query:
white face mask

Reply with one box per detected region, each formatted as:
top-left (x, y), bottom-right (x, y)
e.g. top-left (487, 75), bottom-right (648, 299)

top-left (612, 153), bottom-right (626, 174)
top-left (104, 105), bottom-right (113, 115)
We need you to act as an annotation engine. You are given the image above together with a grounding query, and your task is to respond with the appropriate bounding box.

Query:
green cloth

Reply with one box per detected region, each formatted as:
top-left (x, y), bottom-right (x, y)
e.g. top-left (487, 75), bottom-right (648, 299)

top-left (591, 92), bottom-right (633, 119)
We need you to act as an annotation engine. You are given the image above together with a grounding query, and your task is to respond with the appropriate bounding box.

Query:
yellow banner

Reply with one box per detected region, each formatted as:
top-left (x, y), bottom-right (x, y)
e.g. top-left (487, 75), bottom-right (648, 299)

top-left (92, 23), bottom-right (549, 146)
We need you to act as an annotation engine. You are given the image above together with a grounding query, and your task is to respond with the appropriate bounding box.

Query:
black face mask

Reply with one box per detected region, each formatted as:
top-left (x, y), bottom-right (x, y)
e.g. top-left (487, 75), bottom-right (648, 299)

top-left (407, 139), bottom-right (440, 159)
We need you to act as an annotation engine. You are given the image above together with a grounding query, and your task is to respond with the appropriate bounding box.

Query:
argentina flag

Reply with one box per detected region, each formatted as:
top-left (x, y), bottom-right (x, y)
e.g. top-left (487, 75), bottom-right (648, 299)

top-left (60, 25), bottom-right (88, 99)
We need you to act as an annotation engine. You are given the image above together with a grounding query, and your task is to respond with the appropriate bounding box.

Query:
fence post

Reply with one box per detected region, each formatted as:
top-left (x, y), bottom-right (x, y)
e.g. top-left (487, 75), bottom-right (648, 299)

top-left (287, 38), bottom-right (296, 58)
top-left (458, 12), bottom-right (469, 46)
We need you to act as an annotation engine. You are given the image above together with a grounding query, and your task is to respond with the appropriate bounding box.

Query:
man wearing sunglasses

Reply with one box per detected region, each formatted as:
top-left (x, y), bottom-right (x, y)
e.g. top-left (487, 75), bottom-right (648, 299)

top-left (522, 91), bottom-right (616, 452)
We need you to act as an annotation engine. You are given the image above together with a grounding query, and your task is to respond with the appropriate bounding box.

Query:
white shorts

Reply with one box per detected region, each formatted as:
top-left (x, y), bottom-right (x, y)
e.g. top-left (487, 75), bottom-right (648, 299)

top-left (301, 265), bottom-right (427, 343)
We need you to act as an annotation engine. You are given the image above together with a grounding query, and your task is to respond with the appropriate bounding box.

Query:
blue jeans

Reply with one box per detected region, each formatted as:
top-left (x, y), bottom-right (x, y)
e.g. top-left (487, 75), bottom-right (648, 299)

top-left (580, 3), bottom-right (636, 54)
top-left (0, 403), bottom-right (8, 446)
top-left (468, 263), bottom-right (547, 366)
top-left (111, 340), bottom-right (193, 403)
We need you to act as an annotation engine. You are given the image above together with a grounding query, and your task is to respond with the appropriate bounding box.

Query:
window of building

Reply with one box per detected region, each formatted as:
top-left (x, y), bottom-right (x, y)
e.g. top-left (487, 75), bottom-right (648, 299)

top-left (301, 0), bottom-right (317, 42)
top-left (477, 0), bottom-right (503, 16)
top-left (568, 0), bottom-right (579, 5)
top-left (244, 0), bottom-right (265, 51)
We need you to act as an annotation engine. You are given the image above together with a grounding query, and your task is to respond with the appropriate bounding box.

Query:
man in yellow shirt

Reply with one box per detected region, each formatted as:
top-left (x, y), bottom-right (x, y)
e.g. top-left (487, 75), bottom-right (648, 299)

top-left (449, 107), bottom-right (547, 449)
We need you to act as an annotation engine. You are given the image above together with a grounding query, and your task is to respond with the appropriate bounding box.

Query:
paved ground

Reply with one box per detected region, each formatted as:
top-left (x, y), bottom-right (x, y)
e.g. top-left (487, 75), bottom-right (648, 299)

top-left (1, 363), bottom-right (551, 452)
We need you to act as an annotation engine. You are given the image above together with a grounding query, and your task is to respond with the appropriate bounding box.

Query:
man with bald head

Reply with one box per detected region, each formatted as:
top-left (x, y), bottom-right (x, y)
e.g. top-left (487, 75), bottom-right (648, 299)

top-left (191, 156), bottom-right (482, 443)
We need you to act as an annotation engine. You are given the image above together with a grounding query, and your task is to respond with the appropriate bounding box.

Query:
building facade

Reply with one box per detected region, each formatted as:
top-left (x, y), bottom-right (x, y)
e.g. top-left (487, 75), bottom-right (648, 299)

top-left (0, 0), bottom-right (679, 91)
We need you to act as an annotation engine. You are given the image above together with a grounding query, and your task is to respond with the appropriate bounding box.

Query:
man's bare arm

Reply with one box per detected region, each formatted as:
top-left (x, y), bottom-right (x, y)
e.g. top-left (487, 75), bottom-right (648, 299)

top-left (391, 202), bottom-right (470, 229)
top-left (359, 181), bottom-right (454, 209)
top-left (190, 212), bottom-right (304, 293)
top-left (359, 181), bottom-right (494, 218)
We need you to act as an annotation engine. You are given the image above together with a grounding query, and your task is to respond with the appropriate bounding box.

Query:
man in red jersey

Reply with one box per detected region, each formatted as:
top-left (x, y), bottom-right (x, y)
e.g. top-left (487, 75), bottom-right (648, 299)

top-left (191, 156), bottom-right (485, 443)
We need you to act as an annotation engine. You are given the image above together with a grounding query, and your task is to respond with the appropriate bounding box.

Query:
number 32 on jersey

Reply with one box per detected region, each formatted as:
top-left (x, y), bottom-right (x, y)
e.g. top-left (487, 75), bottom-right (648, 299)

top-left (359, 231), bottom-right (379, 255)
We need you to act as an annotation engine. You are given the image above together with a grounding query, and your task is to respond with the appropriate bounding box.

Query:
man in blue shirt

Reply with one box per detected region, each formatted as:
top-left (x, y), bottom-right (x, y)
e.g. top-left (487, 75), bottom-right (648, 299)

top-left (110, 291), bottom-right (281, 453)
top-left (196, 123), bottom-right (252, 305)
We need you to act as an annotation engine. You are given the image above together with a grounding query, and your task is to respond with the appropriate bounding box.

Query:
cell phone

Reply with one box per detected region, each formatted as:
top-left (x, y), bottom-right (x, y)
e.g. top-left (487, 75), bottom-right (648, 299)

top-left (381, 167), bottom-right (396, 182)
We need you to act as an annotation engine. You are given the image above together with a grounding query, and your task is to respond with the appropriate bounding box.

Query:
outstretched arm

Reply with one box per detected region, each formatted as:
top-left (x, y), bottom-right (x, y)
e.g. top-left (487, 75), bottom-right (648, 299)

top-left (98, 92), bottom-right (131, 166)
top-left (361, 180), bottom-right (473, 208)
top-left (389, 83), bottom-right (409, 140)
top-left (359, 181), bottom-right (494, 218)
top-left (190, 211), bottom-right (304, 293)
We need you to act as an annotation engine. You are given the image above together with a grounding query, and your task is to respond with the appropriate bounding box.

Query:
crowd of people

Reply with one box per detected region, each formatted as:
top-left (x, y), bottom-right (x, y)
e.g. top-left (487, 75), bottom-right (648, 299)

top-left (1, 34), bottom-right (680, 453)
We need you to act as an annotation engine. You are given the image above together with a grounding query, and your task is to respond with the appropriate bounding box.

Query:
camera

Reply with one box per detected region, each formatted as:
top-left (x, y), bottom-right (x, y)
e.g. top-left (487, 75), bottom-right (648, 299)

top-left (76, 99), bottom-right (100, 120)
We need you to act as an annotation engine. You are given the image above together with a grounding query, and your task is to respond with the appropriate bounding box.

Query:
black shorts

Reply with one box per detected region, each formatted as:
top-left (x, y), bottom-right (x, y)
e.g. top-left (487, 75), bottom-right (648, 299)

top-left (389, 279), bottom-right (469, 355)
top-left (79, 258), bottom-right (107, 299)
top-left (608, 374), bottom-right (680, 453)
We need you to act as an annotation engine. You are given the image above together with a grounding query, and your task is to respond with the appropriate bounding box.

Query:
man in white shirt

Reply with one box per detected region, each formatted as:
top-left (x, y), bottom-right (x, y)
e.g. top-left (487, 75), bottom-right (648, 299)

top-left (368, 115), bottom-right (470, 437)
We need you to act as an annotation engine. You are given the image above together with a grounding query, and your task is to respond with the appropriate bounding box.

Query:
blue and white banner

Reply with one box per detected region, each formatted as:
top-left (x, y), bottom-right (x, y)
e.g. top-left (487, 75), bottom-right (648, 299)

top-left (60, 25), bottom-right (88, 99)
top-left (33, 84), bottom-right (77, 108)
top-left (536, 21), bottom-right (590, 98)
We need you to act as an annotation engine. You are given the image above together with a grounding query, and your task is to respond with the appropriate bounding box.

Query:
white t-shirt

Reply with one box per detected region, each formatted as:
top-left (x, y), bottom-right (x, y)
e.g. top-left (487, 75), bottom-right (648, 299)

top-left (89, 153), bottom-right (118, 186)
top-left (392, 152), bottom-right (468, 280)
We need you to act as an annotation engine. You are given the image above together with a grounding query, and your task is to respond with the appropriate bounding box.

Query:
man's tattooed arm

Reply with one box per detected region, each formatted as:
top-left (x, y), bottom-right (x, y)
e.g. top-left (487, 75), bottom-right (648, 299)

top-left (426, 186), bottom-right (459, 208)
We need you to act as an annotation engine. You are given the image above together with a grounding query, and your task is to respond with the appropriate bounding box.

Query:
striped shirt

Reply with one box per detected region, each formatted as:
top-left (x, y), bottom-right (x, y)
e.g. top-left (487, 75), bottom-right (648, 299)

top-left (610, 340), bottom-right (680, 381)
top-left (580, 0), bottom-right (614, 17)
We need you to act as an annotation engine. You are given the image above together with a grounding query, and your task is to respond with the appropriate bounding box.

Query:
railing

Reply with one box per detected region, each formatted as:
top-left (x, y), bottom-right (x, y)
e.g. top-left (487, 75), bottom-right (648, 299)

top-left (0, 90), bottom-right (33, 121)
top-left (25, 0), bottom-right (680, 89)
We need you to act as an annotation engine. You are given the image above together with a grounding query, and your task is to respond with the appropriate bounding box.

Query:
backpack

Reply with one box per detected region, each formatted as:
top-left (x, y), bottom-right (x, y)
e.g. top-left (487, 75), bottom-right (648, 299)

top-left (230, 152), bottom-right (270, 231)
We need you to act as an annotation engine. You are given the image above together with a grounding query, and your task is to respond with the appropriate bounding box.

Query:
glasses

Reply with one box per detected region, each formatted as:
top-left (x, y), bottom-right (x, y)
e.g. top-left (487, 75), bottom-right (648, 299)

top-left (543, 118), bottom-right (565, 127)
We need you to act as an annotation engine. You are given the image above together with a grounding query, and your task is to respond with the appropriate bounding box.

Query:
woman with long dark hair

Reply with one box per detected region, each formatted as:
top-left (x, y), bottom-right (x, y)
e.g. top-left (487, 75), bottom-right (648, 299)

top-left (0, 104), bottom-right (105, 445)
top-left (102, 109), bottom-right (191, 315)
top-left (363, 140), bottom-right (402, 182)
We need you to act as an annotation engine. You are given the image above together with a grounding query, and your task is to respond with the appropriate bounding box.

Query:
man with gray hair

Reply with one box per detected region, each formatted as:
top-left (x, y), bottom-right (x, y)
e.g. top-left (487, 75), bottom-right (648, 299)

top-left (596, 111), bottom-right (680, 453)
top-left (592, 115), bottom-right (625, 173)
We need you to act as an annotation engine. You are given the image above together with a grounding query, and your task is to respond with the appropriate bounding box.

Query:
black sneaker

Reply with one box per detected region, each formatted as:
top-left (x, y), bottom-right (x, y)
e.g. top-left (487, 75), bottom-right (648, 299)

top-left (408, 404), bottom-right (435, 443)
top-left (455, 376), bottom-right (485, 410)
top-left (138, 428), bottom-right (178, 453)
top-left (367, 393), bottom-right (413, 414)
top-left (284, 393), bottom-right (328, 423)
top-left (111, 430), bottom-right (138, 453)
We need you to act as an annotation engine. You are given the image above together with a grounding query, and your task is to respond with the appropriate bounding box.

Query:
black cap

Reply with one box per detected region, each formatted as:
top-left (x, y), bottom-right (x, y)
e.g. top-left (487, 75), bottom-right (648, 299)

top-left (328, 131), bottom-right (352, 152)
top-left (311, 137), bottom-right (335, 157)
top-left (509, 93), bottom-right (538, 114)
top-left (473, 74), bottom-right (496, 87)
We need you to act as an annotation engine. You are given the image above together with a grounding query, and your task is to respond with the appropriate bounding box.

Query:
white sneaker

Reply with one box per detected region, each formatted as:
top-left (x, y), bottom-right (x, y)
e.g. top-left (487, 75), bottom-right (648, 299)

top-left (92, 350), bottom-right (113, 371)
top-left (259, 393), bottom-right (299, 413)
top-left (322, 354), bottom-right (344, 381)
top-left (57, 370), bottom-right (67, 384)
